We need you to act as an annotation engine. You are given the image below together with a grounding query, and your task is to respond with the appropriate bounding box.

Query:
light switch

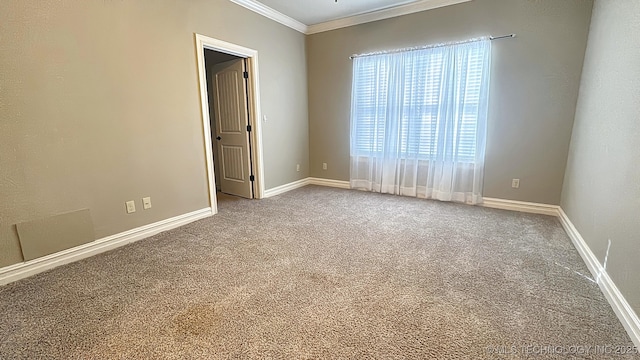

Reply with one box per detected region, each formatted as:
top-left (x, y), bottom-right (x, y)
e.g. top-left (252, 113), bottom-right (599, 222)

top-left (126, 201), bottom-right (136, 214)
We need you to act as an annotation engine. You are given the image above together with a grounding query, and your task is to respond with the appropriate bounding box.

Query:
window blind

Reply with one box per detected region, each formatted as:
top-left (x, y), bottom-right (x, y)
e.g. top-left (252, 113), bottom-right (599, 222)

top-left (351, 41), bottom-right (490, 163)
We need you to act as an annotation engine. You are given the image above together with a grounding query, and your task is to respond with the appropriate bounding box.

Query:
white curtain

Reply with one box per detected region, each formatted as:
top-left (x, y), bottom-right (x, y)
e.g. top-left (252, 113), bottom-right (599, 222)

top-left (350, 39), bottom-right (491, 204)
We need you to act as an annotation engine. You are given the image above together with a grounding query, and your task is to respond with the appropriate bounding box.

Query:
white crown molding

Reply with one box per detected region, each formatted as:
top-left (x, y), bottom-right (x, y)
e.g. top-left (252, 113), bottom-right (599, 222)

top-left (0, 208), bottom-right (213, 286)
top-left (229, 0), bottom-right (308, 33)
top-left (229, 0), bottom-right (471, 35)
top-left (306, 0), bottom-right (472, 35)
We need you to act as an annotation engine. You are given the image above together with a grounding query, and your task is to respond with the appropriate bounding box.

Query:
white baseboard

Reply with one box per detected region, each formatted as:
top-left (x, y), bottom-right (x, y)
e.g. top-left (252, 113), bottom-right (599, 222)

top-left (481, 197), bottom-right (561, 216)
top-left (263, 177), bottom-right (350, 198)
top-left (557, 208), bottom-right (640, 348)
top-left (481, 197), bottom-right (640, 346)
top-left (308, 177), bottom-right (350, 189)
top-left (3, 180), bottom-right (638, 349)
top-left (263, 178), bottom-right (310, 198)
top-left (0, 208), bottom-right (213, 286)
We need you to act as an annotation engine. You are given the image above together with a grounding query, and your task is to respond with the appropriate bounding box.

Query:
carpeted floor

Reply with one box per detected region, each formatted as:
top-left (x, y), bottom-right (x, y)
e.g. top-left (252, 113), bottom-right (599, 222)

top-left (0, 186), bottom-right (637, 359)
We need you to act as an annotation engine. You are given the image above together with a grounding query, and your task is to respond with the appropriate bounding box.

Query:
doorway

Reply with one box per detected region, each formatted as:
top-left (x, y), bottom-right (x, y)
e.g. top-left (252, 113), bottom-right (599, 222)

top-left (205, 51), bottom-right (253, 199)
top-left (195, 35), bottom-right (265, 214)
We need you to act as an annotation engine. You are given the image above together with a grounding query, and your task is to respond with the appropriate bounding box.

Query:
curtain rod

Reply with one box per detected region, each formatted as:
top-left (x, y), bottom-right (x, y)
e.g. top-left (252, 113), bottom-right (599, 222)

top-left (489, 33), bottom-right (516, 40)
top-left (349, 34), bottom-right (516, 59)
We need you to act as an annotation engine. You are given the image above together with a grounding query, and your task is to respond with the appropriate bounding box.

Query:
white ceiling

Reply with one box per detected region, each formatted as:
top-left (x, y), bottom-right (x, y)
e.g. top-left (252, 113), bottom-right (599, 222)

top-left (256, 0), bottom-right (421, 25)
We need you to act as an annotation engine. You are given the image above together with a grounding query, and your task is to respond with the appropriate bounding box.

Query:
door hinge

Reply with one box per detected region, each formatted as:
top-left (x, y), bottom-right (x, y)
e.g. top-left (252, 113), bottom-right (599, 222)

top-left (247, 125), bottom-right (252, 132)
top-left (243, 71), bottom-right (249, 79)
top-left (250, 175), bottom-right (255, 182)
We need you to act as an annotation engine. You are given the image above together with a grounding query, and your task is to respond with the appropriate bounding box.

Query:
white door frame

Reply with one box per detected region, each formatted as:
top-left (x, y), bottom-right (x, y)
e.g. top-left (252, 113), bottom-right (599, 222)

top-left (194, 34), bottom-right (265, 214)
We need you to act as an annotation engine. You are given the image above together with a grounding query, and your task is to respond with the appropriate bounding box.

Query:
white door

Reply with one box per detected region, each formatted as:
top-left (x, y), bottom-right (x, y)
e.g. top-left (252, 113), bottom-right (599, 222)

top-left (212, 59), bottom-right (253, 199)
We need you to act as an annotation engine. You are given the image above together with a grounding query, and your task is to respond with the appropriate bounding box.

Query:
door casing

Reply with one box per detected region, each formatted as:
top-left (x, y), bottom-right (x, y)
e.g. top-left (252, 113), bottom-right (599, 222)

top-left (195, 34), bottom-right (265, 214)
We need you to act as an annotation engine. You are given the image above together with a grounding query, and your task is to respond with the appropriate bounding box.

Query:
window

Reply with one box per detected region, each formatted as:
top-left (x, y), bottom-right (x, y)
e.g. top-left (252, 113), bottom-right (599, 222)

top-left (350, 39), bottom-right (491, 163)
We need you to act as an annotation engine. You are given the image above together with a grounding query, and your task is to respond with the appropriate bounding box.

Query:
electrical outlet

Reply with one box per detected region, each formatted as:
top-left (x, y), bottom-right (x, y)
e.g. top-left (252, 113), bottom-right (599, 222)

top-left (296, 164), bottom-right (300, 172)
top-left (142, 197), bottom-right (152, 210)
top-left (126, 200), bottom-right (136, 214)
top-left (322, 163), bottom-right (328, 170)
top-left (512, 179), bottom-right (520, 189)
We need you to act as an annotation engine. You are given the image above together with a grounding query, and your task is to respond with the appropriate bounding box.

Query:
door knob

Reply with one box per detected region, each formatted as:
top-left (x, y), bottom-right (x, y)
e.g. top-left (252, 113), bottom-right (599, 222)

top-left (216, 136), bottom-right (222, 140)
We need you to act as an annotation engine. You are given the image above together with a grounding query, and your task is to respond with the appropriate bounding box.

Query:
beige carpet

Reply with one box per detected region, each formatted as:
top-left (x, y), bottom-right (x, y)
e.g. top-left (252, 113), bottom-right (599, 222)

top-left (0, 186), bottom-right (637, 359)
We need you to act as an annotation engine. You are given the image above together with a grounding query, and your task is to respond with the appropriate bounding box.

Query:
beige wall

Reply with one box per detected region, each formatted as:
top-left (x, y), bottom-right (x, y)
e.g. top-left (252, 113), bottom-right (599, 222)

top-left (562, 0), bottom-right (640, 314)
top-left (306, 0), bottom-right (592, 205)
top-left (0, 0), bottom-right (309, 267)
